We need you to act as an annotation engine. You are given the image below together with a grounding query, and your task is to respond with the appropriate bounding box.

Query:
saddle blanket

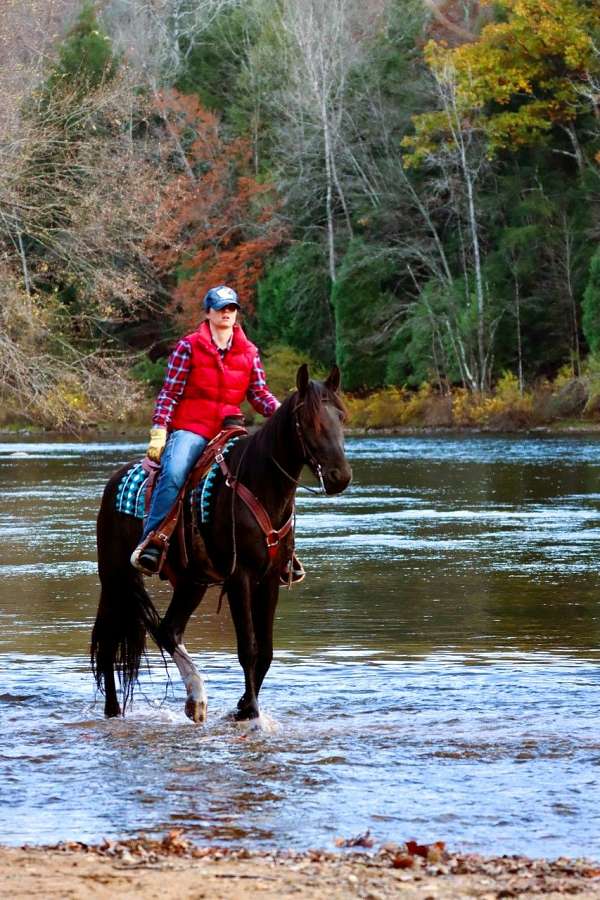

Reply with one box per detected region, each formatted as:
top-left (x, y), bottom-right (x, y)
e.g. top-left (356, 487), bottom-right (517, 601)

top-left (114, 436), bottom-right (242, 524)
top-left (115, 463), bottom-right (148, 519)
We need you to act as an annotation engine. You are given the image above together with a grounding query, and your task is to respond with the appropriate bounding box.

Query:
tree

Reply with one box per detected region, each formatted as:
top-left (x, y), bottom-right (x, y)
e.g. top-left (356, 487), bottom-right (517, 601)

top-left (0, 2), bottom-right (168, 424)
top-left (399, 0), bottom-right (600, 391)
top-left (147, 89), bottom-right (283, 326)
top-left (582, 248), bottom-right (600, 355)
top-left (403, 57), bottom-right (494, 391)
top-left (254, 242), bottom-right (334, 365)
top-left (102, 0), bottom-right (240, 86)
top-left (410, 0), bottom-right (598, 159)
top-left (48, 1), bottom-right (118, 94)
top-left (175, 0), bottom-right (264, 116)
top-left (269, 0), bottom-right (378, 282)
top-left (332, 239), bottom-right (398, 390)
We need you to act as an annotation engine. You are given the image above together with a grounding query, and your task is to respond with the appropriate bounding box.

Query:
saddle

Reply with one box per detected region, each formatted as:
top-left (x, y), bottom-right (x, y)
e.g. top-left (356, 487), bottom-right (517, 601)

top-left (140, 422), bottom-right (248, 583)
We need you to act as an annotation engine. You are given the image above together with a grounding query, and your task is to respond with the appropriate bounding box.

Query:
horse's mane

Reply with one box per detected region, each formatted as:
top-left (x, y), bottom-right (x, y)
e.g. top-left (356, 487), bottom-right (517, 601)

top-left (248, 379), bottom-right (347, 458)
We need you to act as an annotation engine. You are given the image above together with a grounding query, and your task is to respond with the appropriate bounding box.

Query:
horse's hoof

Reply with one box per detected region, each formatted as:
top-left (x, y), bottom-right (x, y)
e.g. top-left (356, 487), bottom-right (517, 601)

top-left (234, 704), bottom-right (259, 721)
top-left (185, 698), bottom-right (207, 723)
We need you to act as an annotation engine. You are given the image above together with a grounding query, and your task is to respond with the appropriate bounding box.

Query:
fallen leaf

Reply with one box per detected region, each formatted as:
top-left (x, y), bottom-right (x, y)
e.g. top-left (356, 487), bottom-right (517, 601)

top-left (406, 841), bottom-right (430, 859)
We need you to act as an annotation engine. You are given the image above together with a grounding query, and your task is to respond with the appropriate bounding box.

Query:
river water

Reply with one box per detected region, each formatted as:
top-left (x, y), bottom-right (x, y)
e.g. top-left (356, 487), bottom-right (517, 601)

top-left (0, 433), bottom-right (599, 858)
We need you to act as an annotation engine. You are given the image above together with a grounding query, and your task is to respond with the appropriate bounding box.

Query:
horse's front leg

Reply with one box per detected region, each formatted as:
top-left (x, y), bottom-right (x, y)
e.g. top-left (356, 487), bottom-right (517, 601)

top-left (251, 572), bottom-right (279, 701)
top-left (157, 580), bottom-right (208, 723)
top-left (227, 572), bottom-right (261, 720)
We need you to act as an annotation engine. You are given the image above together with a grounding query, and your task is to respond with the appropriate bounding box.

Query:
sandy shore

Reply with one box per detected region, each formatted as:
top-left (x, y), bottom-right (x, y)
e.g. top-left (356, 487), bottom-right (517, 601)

top-left (2, 834), bottom-right (599, 899)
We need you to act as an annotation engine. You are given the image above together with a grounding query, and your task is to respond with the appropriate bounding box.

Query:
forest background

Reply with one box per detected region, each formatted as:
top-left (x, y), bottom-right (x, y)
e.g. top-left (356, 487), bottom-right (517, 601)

top-left (1, 0), bottom-right (600, 431)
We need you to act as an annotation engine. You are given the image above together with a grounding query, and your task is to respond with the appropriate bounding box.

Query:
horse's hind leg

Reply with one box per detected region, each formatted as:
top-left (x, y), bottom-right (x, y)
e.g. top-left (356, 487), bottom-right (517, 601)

top-left (157, 579), bottom-right (208, 723)
top-left (92, 580), bottom-right (123, 718)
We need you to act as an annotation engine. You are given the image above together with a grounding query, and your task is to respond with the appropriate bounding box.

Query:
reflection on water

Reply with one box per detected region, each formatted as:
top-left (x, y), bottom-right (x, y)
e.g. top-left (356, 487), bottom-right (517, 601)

top-left (0, 433), bottom-right (600, 857)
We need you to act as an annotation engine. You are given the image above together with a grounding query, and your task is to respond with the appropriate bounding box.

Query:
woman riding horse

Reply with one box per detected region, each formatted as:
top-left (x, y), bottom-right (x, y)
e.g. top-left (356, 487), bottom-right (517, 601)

top-left (92, 359), bottom-right (352, 722)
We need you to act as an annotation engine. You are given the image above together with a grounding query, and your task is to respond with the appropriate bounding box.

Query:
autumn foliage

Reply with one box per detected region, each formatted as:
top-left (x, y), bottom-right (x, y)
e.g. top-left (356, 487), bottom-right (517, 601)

top-left (148, 90), bottom-right (284, 327)
top-left (404, 0), bottom-right (598, 162)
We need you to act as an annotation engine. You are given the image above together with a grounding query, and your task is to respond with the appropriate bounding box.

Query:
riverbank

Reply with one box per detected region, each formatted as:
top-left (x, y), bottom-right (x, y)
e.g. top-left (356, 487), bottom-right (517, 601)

top-left (3, 371), bottom-right (600, 437)
top-left (2, 836), bottom-right (600, 899)
top-left (4, 419), bottom-right (600, 440)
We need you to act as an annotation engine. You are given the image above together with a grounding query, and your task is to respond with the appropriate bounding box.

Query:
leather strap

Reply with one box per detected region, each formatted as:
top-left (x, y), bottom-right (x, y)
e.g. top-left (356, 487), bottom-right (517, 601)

top-left (151, 496), bottom-right (182, 549)
top-left (142, 457), bottom-right (160, 515)
top-left (190, 425), bottom-right (248, 488)
top-left (217, 454), bottom-right (294, 559)
top-left (177, 503), bottom-right (188, 569)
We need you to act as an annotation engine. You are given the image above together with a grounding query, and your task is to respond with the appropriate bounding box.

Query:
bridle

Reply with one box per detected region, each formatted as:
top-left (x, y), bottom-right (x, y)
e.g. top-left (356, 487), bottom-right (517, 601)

top-left (270, 399), bottom-right (327, 495)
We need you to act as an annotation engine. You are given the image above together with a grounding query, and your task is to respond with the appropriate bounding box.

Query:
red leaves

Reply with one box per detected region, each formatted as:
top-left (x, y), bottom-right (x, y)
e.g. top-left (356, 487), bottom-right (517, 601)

top-left (147, 89), bottom-right (284, 326)
top-left (41, 833), bottom-right (600, 897)
top-left (388, 839), bottom-right (446, 868)
top-left (406, 840), bottom-right (430, 858)
top-left (160, 828), bottom-right (190, 855)
top-left (333, 835), bottom-right (447, 868)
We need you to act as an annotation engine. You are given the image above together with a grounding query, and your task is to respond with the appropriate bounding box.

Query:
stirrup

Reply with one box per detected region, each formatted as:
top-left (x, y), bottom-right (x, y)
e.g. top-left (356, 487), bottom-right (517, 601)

top-left (130, 531), bottom-right (168, 575)
top-left (280, 554), bottom-right (306, 587)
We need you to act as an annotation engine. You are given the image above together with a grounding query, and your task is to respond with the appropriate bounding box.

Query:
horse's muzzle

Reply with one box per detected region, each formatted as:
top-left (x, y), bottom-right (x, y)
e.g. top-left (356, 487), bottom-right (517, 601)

top-left (324, 466), bottom-right (352, 495)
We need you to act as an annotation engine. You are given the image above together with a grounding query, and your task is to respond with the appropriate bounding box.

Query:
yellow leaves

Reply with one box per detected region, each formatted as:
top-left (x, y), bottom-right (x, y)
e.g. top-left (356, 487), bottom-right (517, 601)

top-left (405, 0), bottom-right (598, 164)
top-left (451, 380), bottom-right (533, 426)
top-left (345, 384), bottom-right (436, 428)
top-left (401, 108), bottom-right (456, 168)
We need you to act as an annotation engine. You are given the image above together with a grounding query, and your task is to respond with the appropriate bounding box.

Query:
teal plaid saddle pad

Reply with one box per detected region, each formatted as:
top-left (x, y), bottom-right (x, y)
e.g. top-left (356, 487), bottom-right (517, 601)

top-left (114, 436), bottom-right (242, 524)
top-left (115, 463), bottom-right (148, 518)
top-left (194, 436), bottom-right (242, 525)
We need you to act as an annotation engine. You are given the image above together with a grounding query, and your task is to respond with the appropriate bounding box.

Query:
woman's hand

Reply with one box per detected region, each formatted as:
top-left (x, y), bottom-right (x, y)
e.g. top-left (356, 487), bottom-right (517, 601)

top-left (147, 427), bottom-right (167, 462)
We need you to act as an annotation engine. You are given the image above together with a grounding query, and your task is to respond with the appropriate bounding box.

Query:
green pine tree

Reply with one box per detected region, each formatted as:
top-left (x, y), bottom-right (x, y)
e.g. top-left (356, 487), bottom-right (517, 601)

top-left (254, 244), bottom-right (334, 365)
top-left (582, 248), bottom-right (600, 355)
top-left (332, 240), bottom-right (396, 391)
top-left (48, 2), bottom-right (117, 95)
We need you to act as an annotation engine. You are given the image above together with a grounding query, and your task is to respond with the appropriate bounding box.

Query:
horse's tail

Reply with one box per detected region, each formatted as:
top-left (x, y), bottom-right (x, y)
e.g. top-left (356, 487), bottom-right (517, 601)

top-left (91, 466), bottom-right (161, 717)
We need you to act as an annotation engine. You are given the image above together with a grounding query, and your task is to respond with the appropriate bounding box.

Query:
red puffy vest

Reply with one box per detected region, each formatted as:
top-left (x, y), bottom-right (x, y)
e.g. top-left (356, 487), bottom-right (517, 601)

top-left (170, 322), bottom-right (258, 439)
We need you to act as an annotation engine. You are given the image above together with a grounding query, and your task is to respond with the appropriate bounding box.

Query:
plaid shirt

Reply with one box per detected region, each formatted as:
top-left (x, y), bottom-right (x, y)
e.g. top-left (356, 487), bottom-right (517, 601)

top-left (152, 336), bottom-right (280, 429)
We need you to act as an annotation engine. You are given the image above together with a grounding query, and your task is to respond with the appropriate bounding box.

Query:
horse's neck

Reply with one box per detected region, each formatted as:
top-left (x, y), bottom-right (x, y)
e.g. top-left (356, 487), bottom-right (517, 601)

top-left (242, 411), bottom-right (303, 518)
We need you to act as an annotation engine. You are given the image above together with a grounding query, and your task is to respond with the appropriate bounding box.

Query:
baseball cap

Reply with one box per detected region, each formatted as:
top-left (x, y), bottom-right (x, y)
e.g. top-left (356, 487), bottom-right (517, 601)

top-left (203, 285), bottom-right (241, 311)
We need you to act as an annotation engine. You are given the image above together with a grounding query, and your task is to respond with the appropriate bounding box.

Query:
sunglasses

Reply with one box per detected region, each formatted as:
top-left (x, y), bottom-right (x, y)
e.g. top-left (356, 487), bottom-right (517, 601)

top-left (218, 304), bottom-right (239, 313)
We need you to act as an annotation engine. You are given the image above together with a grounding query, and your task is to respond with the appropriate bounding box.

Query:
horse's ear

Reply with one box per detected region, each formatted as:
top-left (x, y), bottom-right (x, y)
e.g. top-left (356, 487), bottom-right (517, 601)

top-left (325, 365), bottom-right (341, 393)
top-left (296, 363), bottom-right (309, 396)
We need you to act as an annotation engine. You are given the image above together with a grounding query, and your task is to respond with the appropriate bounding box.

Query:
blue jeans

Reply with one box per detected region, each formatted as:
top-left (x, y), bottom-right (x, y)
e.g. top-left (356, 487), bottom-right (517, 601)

top-left (142, 429), bottom-right (208, 540)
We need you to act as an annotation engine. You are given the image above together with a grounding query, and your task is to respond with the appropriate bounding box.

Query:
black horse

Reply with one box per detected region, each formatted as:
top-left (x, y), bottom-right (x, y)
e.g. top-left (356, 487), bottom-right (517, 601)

top-left (91, 365), bottom-right (352, 722)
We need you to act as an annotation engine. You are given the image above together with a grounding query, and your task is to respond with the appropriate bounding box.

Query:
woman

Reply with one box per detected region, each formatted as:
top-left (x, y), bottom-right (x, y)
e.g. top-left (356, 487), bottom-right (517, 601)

top-left (130, 285), bottom-right (280, 574)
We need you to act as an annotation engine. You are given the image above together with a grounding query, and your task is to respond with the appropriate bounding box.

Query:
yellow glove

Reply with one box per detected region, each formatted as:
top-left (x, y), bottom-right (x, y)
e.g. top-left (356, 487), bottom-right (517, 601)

top-left (147, 426), bottom-right (167, 462)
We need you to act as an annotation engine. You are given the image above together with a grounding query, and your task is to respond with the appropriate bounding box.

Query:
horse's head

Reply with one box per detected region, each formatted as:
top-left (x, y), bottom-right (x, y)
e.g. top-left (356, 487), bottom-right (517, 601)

top-left (295, 364), bottom-right (352, 495)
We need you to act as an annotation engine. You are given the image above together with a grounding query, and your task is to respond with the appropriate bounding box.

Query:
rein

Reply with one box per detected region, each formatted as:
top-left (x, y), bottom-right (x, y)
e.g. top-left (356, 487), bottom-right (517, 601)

top-left (269, 400), bottom-right (326, 495)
